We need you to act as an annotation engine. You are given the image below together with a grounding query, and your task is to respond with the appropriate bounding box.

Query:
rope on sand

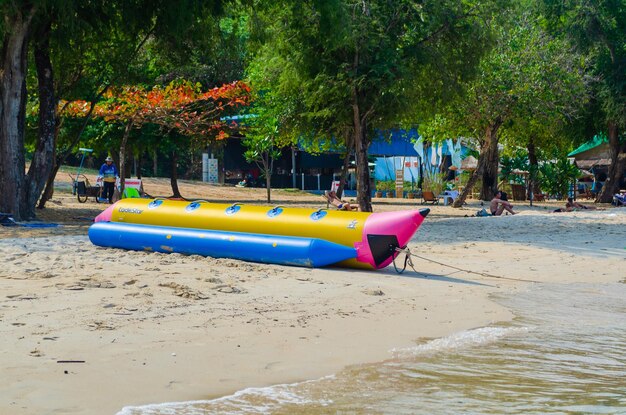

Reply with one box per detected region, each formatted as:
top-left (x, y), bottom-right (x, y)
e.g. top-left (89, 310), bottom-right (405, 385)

top-left (392, 246), bottom-right (542, 283)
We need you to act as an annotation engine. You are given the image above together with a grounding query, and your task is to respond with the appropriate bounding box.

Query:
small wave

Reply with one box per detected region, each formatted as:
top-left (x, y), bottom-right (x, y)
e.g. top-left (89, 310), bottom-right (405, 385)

top-left (391, 326), bottom-right (530, 358)
top-left (116, 376), bottom-right (334, 415)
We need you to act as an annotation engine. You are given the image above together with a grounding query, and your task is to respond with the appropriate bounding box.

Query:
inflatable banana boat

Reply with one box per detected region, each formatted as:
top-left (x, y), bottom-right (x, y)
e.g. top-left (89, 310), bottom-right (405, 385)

top-left (90, 198), bottom-right (429, 269)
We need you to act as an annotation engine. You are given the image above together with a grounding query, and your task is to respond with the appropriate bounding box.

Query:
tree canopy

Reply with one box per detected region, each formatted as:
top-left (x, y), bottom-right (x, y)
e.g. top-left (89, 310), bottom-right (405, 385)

top-left (419, 7), bottom-right (588, 206)
top-left (1, 0), bottom-right (624, 220)
top-left (245, 0), bottom-right (499, 211)
top-left (539, 0), bottom-right (626, 202)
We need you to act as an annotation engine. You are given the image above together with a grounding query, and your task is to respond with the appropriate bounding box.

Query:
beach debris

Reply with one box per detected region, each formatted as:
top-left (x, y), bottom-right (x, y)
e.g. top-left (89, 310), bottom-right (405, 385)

top-left (57, 280), bottom-right (116, 290)
top-left (30, 349), bottom-right (43, 357)
top-left (57, 360), bottom-right (85, 363)
top-left (88, 321), bottom-right (115, 330)
top-left (217, 285), bottom-right (242, 294)
top-left (159, 282), bottom-right (209, 299)
top-left (6, 293), bottom-right (38, 300)
top-left (31, 271), bottom-right (56, 279)
top-left (363, 288), bottom-right (385, 296)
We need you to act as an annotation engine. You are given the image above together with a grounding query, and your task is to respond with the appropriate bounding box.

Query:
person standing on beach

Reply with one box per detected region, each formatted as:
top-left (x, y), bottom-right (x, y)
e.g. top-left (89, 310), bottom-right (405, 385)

top-left (490, 191), bottom-right (517, 215)
top-left (98, 156), bottom-right (119, 203)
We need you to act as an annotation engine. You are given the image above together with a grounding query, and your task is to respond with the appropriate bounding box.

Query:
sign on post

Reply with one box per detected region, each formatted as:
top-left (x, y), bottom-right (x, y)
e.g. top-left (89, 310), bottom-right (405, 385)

top-left (395, 169), bottom-right (404, 198)
top-left (124, 179), bottom-right (142, 190)
top-left (207, 158), bottom-right (219, 183)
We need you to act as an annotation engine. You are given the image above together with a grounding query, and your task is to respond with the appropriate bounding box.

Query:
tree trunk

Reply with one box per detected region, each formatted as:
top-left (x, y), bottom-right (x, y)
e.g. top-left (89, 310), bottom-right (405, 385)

top-left (479, 121), bottom-right (501, 201)
top-left (354, 126), bottom-right (372, 212)
top-left (266, 169), bottom-right (271, 203)
top-left (337, 150), bottom-right (352, 199)
top-left (261, 152), bottom-right (272, 203)
top-left (597, 122), bottom-right (623, 203)
top-left (27, 21), bottom-right (56, 217)
top-left (153, 148), bottom-right (158, 176)
top-left (453, 142), bottom-right (488, 207)
top-left (453, 119), bottom-right (502, 208)
top-left (352, 94), bottom-right (372, 212)
top-left (135, 151), bottom-right (143, 179)
top-left (38, 156), bottom-right (61, 209)
top-left (39, 94), bottom-right (102, 208)
top-left (527, 136), bottom-right (541, 200)
top-left (118, 120), bottom-right (133, 196)
top-left (170, 150), bottom-right (181, 198)
top-left (0, 7), bottom-right (36, 220)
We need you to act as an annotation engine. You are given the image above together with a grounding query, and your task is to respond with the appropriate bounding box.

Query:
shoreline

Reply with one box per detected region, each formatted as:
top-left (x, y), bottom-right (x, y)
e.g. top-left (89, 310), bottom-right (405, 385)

top-left (0, 232), bottom-right (516, 414)
top-left (1, 183), bottom-right (624, 414)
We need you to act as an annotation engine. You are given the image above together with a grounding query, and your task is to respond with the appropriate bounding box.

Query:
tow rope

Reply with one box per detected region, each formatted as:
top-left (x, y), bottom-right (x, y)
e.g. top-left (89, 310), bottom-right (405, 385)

top-left (392, 246), bottom-right (542, 283)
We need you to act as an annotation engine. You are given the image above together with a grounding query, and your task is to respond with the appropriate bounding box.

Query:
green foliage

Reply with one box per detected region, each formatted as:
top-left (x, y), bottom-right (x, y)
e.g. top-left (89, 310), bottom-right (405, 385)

top-left (420, 9), bottom-right (588, 144)
top-left (538, 157), bottom-right (580, 199)
top-left (404, 180), bottom-right (418, 191)
top-left (539, 0), bottom-right (626, 130)
top-left (241, 85), bottom-right (292, 197)
top-left (246, 0), bottom-right (499, 210)
top-left (500, 151), bottom-right (529, 184)
top-left (263, 0), bottom-right (495, 135)
top-left (375, 180), bottom-right (395, 192)
top-left (422, 170), bottom-right (447, 196)
top-left (242, 125), bottom-right (283, 168)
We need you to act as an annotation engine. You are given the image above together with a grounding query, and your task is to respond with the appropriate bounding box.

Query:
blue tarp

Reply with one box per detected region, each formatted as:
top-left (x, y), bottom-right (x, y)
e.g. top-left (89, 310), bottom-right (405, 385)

top-left (369, 129), bottom-right (420, 156)
top-left (374, 156), bottom-right (421, 183)
top-left (297, 128), bottom-right (426, 155)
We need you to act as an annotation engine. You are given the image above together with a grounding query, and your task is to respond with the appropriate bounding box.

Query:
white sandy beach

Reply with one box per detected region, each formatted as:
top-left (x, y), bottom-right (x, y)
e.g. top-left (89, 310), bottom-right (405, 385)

top-left (1, 179), bottom-right (624, 414)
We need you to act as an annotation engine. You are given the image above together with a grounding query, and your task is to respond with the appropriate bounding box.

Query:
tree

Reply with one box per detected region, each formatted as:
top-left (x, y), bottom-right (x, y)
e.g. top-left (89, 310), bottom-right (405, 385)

top-left (539, 156), bottom-right (581, 199)
top-left (540, 0), bottom-right (626, 203)
top-left (419, 10), bottom-right (587, 207)
top-left (247, 0), bottom-right (495, 211)
top-left (65, 80), bottom-right (251, 196)
top-left (242, 118), bottom-right (282, 202)
top-left (1, 0), bottom-right (229, 220)
top-left (36, 23), bottom-right (157, 209)
top-left (241, 86), bottom-right (293, 202)
top-left (0, 3), bottom-right (38, 220)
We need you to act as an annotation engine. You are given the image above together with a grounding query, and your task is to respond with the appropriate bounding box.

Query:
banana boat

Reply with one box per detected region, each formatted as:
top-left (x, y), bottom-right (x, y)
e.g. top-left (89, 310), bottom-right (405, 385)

top-left (90, 198), bottom-right (429, 269)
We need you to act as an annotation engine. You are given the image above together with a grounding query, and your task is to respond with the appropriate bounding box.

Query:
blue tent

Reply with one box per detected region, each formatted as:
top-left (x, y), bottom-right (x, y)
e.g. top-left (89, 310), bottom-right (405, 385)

top-left (369, 129), bottom-right (420, 156)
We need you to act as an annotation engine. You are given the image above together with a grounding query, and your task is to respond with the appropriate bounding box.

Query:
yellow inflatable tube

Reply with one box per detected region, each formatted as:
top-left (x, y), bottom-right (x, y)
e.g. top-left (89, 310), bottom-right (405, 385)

top-left (108, 198), bottom-right (366, 246)
top-left (95, 198), bottom-right (429, 269)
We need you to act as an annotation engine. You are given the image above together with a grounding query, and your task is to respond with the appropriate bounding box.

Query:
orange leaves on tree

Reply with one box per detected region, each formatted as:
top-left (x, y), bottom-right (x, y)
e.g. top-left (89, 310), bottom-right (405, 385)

top-left (61, 80), bottom-right (251, 142)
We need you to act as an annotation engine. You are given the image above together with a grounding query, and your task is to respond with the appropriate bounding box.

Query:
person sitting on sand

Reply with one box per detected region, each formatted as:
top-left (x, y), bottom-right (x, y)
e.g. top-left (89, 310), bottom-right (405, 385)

top-left (490, 191), bottom-right (517, 215)
top-left (566, 197), bottom-right (596, 211)
top-left (553, 197), bottom-right (599, 212)
top-left (324, 190), bottom-right (358, 211)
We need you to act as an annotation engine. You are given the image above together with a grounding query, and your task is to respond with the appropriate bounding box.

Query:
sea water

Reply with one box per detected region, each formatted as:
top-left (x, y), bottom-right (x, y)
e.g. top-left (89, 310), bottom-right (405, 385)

top-left (118, 282), bottom-right (626, 415)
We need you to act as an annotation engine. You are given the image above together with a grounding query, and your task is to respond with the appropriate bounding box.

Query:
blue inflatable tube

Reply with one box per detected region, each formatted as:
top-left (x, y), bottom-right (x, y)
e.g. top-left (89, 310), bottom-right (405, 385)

top-left (89, 222), bottom-right (357, 268)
